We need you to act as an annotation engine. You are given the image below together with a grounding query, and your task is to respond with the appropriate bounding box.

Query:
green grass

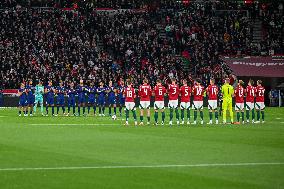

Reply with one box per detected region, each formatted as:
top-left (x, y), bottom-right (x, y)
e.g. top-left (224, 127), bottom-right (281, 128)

top-left (0, 107), bottom-right (283, 189)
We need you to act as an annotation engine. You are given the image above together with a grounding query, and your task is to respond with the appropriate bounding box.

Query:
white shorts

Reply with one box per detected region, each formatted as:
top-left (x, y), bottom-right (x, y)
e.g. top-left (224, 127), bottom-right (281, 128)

top-left (180, 102), bottom-right (190, 109)
top-left (235, 103), bottom-right (244, 111)
top-left (139, 101), bottom-right (150, 109)
top-left (245, 102), bottom-right (254, 110)
top-left (154, 101), bottom-right (165, 110)
top-left (125, 102), bottom-right (136, 111)
top-left (255, 102), bottom-right (265, 110)
top-left (192, 101), bottom-right (203, 110)
top-left (208, 100), bottom-right (217, 110)
top-left (168, 100), bottom-right (178, 108)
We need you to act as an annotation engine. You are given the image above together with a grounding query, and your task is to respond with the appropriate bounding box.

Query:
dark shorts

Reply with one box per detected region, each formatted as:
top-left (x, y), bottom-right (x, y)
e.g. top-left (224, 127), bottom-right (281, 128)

top-left (46, 98), bottom-right (54, 105)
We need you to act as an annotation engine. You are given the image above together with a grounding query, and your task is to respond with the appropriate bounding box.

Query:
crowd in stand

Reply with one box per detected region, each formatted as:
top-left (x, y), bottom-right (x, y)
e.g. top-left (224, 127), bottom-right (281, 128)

top-left (0, 1), bottom-right (283, 89)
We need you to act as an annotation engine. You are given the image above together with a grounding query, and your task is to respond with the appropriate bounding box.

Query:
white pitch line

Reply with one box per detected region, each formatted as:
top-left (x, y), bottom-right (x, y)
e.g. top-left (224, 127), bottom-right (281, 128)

top-left (29, 123), bottom-right (116, 126)
top-left (0, 162), bottom-right (283, 172)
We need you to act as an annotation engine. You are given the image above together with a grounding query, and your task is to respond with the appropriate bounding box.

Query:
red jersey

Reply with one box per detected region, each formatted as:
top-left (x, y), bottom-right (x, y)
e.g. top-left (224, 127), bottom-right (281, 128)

top-left (255, 86), bottom-right (265, 102)
top-left (206, 84), bottom-right (218, 100)
top-left (192, 84), bottom-right (205, 101)
top-left (154, 85), bottom-right (166, 101)
top-left (124, 87), bottom-right (136, 102)
top-left (246, 85), bottom-right (255, 103)
top-left (139, 84), bottom-right (152, 101)
top-left (234, 85), bottom-right (245, 103)
top-left (168, 84), bottom-right (179, 100)
top-left (180, 86), bottom-right (191, 102)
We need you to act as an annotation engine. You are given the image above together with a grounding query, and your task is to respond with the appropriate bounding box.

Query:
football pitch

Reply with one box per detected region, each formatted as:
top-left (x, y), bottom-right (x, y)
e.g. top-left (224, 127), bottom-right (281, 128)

top-left (0, 108), bottom-right (283, 189)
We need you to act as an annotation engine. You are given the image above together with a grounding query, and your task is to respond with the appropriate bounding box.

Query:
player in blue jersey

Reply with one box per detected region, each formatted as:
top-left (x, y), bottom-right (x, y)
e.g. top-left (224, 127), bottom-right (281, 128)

top-left (117, 80), bottom-right (126, 117)
top-left (45, 80), bottom-right (55, 116)
top-left (97, 81), bottom-right (106, 116)
top-left (67, 82), bottom-right (76, 116)
top-left (18, 83), bottom-right (28, 116)
top-left (76, 80), bottom-right (87, 116)
top-left (25, 80), bottom-right (35, 116)
top-left (87, 81), bottom-right (97, 115)
top-left (56, 81), bottom-right (66, 116)
top-left (106, 81), bottom-right (117, 116)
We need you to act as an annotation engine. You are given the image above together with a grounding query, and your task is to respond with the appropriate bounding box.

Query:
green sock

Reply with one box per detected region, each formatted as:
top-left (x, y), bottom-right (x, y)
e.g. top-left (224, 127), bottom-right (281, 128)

top-left (33, 105), bottom-right (37, 113)
top-left (181, 109), bottom-right (184, 121)
top-left (162, 112), bottom-right (165, 122)
top-left (175, 109), bottom-right (179, 121)
top-left (261, 111), bottom-right (264, 121)
top-left (169, 109), bottom-right (173, 121)
top-left (237, 112), bottom-right (240, 122)
top-left (246, 110), bottom-right (250, 120)
top-left (132, 110), bottom-right (137, 121)
top-left (252, 109), bottom-right (255, 120)
top-left (215, 111), bottom-right (218, 120)
top-left (200, 111), bottom-right (204, 120)
top-left (187, 109), bottom-right (190, 121)
top-left (154, 112), bottom-right (158, 123)
top-left (126, 110), bottom-right (129, 121)
top-left (209, 112), bottom-right (213, 121)
top-left (257, 111), bottom-right (260, 121)
top-left (241, 112), bottom-right (244, 122)
top-left (194, 111), bottom-right (197, 121)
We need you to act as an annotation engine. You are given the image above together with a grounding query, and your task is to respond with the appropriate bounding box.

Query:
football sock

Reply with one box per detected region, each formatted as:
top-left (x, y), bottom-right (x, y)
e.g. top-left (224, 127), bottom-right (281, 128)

top-left (78, 106), bottom-right (81, 115)
top-left (109, 107), bottom-right (111, 115)
top-left (252, 109), bottom-right (255, 120)
top-left (161, 112), bottom-right (165, 122)
top-left (83, 107), bottom-right (85, 115)
top-left (237, 112), bottom-right (240, 122)
top-left (223, 110), bottom-right (226, 123)
top-left (257, 111), bottom-right (260, 121)
top-left (68, 106), bottom-right (70, 113)
top-left (72, 106), bottom-right (75, 114)
top-left (125, 110), bottom-right (129, 121)
top-left (181, 109), bottom-right (184, 120)
top-left (194, 111), bottom-right (197, 121)
top-left (246, 110), bottom-right (250, 120)
top-left (140, 116), bottom-right (143, 122)
top-left (200, 111), bottom-right (204, 120)
top-left (209, 112), bottom-right (213, 121)
top-left (88, 106), bottom-right (90, 114)
top-left (169, 108), bottom-right (173, 121)
top-left (241, 112), bottom-right (244, 122)
top-left (132, 110), bottom-right (137, 121)
top-left (33, 105), bottom-right (37, 113)
top-left (93, 106), bottom-right (96, 114)
top-left (119, 107), bottom-right (122, 115)
top-left (99, 107), bottom-right (101, 114)
top-left (215, 111), bottom-right (218, 120)
top-left (175, 108), bottom-right (179, 120)
top-left (46, 106), bottom-right (48, 114)
top-left (154, 112), bottom-right (158, 123)
top-left (40, 104), bottom-right (43, 113)
top-left (230, 109), bottom-right (234, 123)
top-left (187, 109), bottom-right (190, 121)
top-left (57, 106), bottom-right (59, 114)
top-left (19, 111), bottom-right (21, 115)
top-left (261, 111), bottom-right (264, 121)
top-left (52, 106), bottom-right (54, 115)
top-left (147, 116), bottom-right (150, 122)
top-left (30, 109), bottom-right (33, 115)
top-left (114, 107), bottom-right (116, 115)
top-left (102, 107), bottom-right (105, 114)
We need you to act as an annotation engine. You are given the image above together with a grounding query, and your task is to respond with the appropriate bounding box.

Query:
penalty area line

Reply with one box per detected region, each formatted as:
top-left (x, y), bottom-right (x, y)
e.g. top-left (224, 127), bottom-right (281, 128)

top-left (0, 162), bottom-right (283, 171)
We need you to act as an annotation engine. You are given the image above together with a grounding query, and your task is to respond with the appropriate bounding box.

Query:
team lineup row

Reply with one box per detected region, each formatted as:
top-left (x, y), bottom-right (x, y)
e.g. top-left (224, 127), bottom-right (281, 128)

top-left (18, 78), bottom-right (266, 125)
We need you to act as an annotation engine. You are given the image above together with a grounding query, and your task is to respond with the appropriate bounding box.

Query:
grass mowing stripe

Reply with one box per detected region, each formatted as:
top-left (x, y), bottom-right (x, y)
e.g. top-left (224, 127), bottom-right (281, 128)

top-left (0, 162), bottom-right (283, 171)
top-left (29, 123), bottom-right (116, 126)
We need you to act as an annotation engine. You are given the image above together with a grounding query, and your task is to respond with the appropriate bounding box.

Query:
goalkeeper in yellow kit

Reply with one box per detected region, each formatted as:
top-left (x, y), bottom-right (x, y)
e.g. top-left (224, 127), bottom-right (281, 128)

top-left (221, 78), bottom-right (234, 124)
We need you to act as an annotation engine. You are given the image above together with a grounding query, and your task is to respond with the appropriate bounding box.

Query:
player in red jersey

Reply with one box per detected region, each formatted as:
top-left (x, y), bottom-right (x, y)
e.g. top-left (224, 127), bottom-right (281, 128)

top-left (123, 81), bottom-right (137, 126)
top-left (168, 78), bottom-right (180, 126)
top-left (206, 78), bottom-right (219, 124)
top-left (180, 79), bottom-right (191, 125)
top-left (192, 79), bottom-right (205, 124)
top-left (138, 78), bottom-right (152, 125)
top-left (153, 79), bottom-right (166, 125)
top-left (234, 80), bottom-right (245, 124)
top-left (255, 80), bottom-right (265, 123)
top-left (245, 79), bottom-right (255, 123)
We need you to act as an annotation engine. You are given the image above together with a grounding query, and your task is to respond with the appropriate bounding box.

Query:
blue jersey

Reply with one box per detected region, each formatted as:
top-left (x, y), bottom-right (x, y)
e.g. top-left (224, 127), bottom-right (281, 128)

top-left (97, 87), bottom-right (106, 99)
top-left (25, 85), bottom-right (34, 98)
top-left (77, 85), bottom-right (86, 99)
top-left (56, 86), bottom-right (65, 99)
top-left (19, 88), bottom-right (27, 106)
top-left (118, 85), bottom-right (126, 99)
top-left (67, 88), bottom-right (76, 99)
top-left (45, 85), bottom-right (55, 99)
top-left (87, 87), bottom-right (96, 99)
top-left (107, 86), bottom-right (116, 98)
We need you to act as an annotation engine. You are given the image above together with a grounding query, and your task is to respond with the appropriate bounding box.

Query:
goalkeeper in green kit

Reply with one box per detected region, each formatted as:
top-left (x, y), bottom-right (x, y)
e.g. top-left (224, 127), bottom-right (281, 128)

top-left (34, 80), bottom-right (45, 116)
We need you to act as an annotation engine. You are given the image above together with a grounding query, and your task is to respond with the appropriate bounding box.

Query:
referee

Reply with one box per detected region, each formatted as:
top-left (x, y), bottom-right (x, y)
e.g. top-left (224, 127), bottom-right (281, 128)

top-left (221, 78), bottom-right (234, 124)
